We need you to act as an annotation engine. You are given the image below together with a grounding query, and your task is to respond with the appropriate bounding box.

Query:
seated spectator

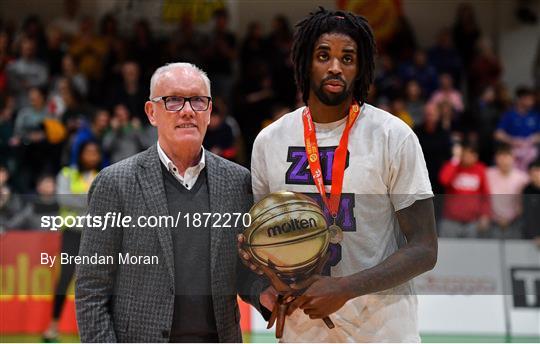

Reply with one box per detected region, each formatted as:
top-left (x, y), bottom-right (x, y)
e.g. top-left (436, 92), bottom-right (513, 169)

top-left (6, 36), bottom-right (48, 110)
top-left (69, 108), bottom-right (110, 166)
top-left (522, 159), bottom-right (540, 246)
top-left (7, 174), bottom-right (59, 230)
top-left (428, 73), bottom-right (464, 114)
top-left (102, 104), bottom-right (145, 163)
top-left (203, 100), bottom-right (236, 161)
top-left (404, 80), bottom-right (425, 126)
top-left (439, 141), bottom-right (491, 238)
top-left (486, 144), bottom-right (529, 239)
top-left (495, 87), bottom-right (540, 171)
top-left (399, 50), bottom-right (438, 97)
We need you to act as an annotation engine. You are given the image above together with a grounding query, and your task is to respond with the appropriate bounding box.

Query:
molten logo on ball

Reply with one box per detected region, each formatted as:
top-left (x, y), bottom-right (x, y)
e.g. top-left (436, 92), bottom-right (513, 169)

top-left (243, 191), bottom-right (330, 276)
top-left (267, 217), bottom-right (317, 237)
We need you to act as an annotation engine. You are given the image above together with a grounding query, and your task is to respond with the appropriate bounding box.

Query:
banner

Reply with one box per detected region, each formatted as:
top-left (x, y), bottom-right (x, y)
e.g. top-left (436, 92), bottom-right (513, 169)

top-left (504, 240), bottom-right (540, 336)
top-left (0, 231), bottom-right (252, 335)
top-left (2, 232), bottom-right (538, 338)
top-left (336, 0), bottom-right (402, 44)
top-left (416, 239), bottom-right (506, 334)
top-left (416, 239), bottom-right (540, 336)
top-left (0, 231), bottom-right (77, 334)
top-left (161, 0), bottom-right (225, 23)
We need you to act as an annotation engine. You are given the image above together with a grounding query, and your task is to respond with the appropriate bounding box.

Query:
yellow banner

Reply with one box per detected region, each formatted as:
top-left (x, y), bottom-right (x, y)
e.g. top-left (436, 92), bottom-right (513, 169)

top-left (337, 0), bottom-right (402, 43)
top-left (162, 0), bottom-right (226, 23)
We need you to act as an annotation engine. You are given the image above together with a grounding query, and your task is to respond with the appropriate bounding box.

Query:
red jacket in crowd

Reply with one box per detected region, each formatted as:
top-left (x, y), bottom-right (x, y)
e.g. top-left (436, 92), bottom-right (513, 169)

top-left (439, 160), bottom-right (491, 222)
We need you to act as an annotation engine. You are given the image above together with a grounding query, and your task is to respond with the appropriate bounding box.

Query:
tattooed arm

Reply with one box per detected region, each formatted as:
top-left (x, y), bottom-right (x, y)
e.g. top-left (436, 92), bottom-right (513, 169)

top-left (289, 198), bottom-right (438, 319)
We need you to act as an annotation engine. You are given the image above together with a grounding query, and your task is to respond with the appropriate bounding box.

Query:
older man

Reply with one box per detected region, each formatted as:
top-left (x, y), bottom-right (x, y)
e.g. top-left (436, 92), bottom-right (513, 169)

top-left (76, 63), bottom-right (268, 342)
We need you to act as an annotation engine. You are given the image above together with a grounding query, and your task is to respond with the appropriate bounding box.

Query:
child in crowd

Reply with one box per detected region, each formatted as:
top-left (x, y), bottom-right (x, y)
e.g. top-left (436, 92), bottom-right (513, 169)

top-left (439, 141), bottom-right (491, 237)
top-left (486, 144), bottom-right (529, 238)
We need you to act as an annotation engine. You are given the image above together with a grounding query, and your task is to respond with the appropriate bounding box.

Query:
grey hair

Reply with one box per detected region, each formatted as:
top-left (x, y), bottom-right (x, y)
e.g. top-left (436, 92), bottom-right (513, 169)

top-left (149, 62), bottom-right (211, 98)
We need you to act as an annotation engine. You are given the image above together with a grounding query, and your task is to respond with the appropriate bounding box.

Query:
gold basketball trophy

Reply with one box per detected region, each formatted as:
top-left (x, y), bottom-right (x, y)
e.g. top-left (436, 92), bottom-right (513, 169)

top-left (242, 191), bottom-right (335, 338)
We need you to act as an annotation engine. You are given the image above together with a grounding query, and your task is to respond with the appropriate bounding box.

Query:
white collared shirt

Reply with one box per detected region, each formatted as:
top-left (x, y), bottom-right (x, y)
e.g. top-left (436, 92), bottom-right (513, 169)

top-left (157, 142), bottom-right (206, 190)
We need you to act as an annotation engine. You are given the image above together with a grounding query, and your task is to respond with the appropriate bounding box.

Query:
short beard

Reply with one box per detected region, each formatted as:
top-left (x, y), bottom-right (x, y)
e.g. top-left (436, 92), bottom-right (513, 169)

top-left (311, 79), bottom-right (351, 106)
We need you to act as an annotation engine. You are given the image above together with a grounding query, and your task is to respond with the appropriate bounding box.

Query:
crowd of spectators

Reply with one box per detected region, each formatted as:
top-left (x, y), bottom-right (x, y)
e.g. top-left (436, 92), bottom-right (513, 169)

top-left (1, 2), bottom-right (539, 243)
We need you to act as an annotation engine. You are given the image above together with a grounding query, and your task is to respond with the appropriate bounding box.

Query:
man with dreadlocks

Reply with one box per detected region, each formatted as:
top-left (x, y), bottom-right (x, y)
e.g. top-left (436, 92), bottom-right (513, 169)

top-left (248, 7), bottom-right (437, 342)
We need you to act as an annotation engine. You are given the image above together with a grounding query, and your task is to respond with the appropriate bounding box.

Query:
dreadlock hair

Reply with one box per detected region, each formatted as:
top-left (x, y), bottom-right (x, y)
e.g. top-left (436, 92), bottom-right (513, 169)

top-left (292, 7), bottom-right (376, 105)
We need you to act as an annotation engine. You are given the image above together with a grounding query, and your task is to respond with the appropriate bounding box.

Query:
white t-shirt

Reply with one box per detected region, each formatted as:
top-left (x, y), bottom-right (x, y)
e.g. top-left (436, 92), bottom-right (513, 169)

top-left (251, 103), bottom-right (433, 342)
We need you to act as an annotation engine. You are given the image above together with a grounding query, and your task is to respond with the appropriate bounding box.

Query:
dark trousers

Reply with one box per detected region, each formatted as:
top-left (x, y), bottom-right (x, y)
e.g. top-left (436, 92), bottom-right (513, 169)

top-left (52, 230), bottom-right (81, 319)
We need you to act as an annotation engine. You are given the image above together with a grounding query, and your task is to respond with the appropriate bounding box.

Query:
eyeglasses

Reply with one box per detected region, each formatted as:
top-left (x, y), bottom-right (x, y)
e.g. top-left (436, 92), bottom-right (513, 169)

top-left (150, 96), bottom-right (212, 112)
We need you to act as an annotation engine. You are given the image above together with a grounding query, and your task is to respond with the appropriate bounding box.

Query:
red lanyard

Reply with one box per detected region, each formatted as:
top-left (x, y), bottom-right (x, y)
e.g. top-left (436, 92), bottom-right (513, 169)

top-left (302, 102), bottom-right (360, 218)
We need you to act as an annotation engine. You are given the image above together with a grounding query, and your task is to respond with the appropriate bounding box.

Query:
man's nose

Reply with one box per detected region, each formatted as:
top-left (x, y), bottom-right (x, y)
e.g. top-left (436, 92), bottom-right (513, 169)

top-left (179, 100), bottom-right (196, 117)
top-left (328, 57), bottom-right (343, 75)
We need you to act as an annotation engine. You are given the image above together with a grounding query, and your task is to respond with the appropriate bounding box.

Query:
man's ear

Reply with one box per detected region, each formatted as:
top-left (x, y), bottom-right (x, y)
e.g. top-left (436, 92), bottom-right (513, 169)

top-left (145, 101), bottom-right (157, 127)
top-left (207, 102), bottom-right (212, 125)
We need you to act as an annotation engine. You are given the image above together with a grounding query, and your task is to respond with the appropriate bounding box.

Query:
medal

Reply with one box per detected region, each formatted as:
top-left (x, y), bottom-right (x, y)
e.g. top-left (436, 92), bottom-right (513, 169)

top-left (328, 219), bottom-right (344, 244)
top-left (302, 102), bottom-right (360, 244)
